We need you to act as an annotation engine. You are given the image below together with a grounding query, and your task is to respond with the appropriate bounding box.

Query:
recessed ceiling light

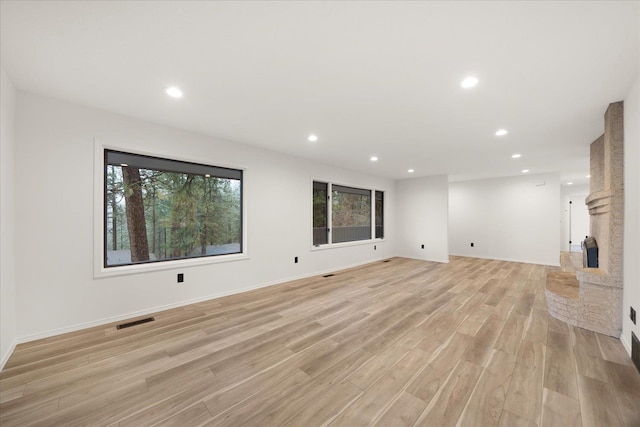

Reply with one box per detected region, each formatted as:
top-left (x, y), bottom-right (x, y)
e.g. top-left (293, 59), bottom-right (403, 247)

top-left (522, 169), bottom-right (530, 173)
top-left (165, 86), bottom-right (183, 98)
top-left (567, 182), bottom-right (574, 185)
top-left (460, 76), bottom-right (479, 89)
top-left (120, 163), bottom-right (128, 167)
top-left (307, 134), bottom-right (318, 142)
top-left (205, 174), bottom-right (210, 178)
top-left (586, 174), bottom-right (591, 178)
top-left (408, 169), bottom-right (415, 173)
top-left (495, 129), bottom-right (508, 136)
top-left (512, 154), bottom-right (522, 159)
top-left (370, 156), bottom-right (378, 162)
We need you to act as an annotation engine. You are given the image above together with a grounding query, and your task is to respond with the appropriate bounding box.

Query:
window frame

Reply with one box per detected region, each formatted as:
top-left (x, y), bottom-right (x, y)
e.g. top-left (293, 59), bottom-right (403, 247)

top-left (94, 140), bottom-right (248, 278)
top-left (311, 180), bottom-right (385, 250)
top-left (375, 190), bottom-right (384, 239)
top-left (312, 181), bottom-right (329, 246)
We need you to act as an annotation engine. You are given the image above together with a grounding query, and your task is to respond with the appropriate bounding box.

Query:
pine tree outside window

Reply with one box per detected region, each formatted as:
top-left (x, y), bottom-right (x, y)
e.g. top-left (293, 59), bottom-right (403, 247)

top-left (104, 150), bottom-right (242, 267)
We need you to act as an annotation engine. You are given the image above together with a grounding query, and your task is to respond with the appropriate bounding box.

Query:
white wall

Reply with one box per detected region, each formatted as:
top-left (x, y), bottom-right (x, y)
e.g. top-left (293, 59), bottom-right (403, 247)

top-left (449, 173), bottom-right (561, 266)
top-left (560, 184), bottom-right (589, 252)
top-left (13, 92), bottom-right (395, 341)
top-left (622, 74), bottom-right (640, 355)
top-left (0, 67), bottom-right (17, 369)
top-left (395, 175), bottom-right (449, 263)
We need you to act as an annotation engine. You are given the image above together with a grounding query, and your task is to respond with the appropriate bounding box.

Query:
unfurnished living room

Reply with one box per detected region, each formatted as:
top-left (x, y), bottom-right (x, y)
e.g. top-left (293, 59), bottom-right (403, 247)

top-left (1, 1), bottom-right (639, 426)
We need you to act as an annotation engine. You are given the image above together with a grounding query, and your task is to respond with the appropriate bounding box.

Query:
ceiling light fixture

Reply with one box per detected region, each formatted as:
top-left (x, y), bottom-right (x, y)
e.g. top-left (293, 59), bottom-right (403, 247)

top-left (522, 169), bottom-right (530, 173)
top-left (567, 182), bottom-right (574, 185)
top-left (460, 76), bottom-right (479, 89)
top-left (165, 86), bottom-right (183, 98)
top-left (495, 129), bottom-right (508, 136)
top-left (370, 156), bottom-right (378, 162)
top-left (307, 134), bottom-right (318, 142)
top-left (408, 169), bottom-right (415, 173)
top-left (512, 154), bottom-right (522, 159)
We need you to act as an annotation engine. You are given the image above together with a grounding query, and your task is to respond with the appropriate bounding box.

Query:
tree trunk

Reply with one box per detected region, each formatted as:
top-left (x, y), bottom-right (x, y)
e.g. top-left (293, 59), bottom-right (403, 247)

top-left (200, 178), bottom-right (209, 255)
top-left (111, 197), bottom-right (118, 250)
top-left (200, 223), bottom-right (207, 255)
top-left (151, 188), bottom-right (157, 257)
top-left (107, 169), bottom-right (118, 250)
top-left (122, 167), bottom-right (149, 262)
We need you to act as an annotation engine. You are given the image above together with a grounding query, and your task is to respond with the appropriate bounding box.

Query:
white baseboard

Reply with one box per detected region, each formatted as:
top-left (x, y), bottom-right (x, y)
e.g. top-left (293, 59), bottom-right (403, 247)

top-left (11, 253), bottom-right (557, 347)
top-left (448, 253), bottom-right (560, 267)
top-left (620, 333), bottom-right (632, 357)
top-left (0, 339), bottom-right (17, 372)
top-left (396, 254), bottom-right (449, 264)
top-left (16, 256), bottom-right (391, 345)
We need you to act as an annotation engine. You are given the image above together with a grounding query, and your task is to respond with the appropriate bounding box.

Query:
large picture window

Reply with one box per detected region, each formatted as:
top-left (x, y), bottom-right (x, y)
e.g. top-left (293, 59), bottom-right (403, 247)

top-left (312, 181), bottom-right (383, 246)
top-left (104, 150), bottom-right (242, 267)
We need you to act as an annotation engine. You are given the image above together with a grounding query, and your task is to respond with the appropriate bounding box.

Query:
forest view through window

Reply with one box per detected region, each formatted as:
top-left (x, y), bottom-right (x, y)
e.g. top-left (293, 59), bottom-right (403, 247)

top-left (105, 150), bottom-right (242, 267)
top-left (332, 185), bottom-right (371, 243)
top-left (313, 181), bottom-right (383, 246)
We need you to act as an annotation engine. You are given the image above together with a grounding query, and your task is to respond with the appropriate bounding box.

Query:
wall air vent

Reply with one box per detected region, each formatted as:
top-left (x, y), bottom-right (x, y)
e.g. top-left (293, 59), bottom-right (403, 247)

top-left (117, 317), bottom-right (155, 330)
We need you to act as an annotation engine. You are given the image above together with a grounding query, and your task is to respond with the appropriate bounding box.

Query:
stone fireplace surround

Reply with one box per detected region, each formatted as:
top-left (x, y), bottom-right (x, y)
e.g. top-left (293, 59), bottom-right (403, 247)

top-left (545, 101), bottom-right (624, 337)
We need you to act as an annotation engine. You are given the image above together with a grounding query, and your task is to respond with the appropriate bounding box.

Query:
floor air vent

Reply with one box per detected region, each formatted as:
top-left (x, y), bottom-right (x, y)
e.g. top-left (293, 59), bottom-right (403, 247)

top-left (632, 332), bottom-right (640, 374)
top-left (117, 317), bottom-right (155, 330)
top-left (323, 274), bottom-right (335, 278)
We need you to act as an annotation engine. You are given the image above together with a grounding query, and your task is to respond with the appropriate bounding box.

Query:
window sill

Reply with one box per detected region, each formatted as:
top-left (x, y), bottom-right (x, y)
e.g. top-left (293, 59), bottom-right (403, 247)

top-left (94, 252), bottom-right (249, 279)
top-left (310, 238), bottom-right (387, 252)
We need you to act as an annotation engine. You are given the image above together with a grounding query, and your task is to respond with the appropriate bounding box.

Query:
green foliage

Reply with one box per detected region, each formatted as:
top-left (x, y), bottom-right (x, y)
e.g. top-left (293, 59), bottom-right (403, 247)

top-left (313, 188), bottom-right (327, 228)
top-left (332, 191), bottom-right (371, 227)
top-left (106, 165), bottom-right (241, 263)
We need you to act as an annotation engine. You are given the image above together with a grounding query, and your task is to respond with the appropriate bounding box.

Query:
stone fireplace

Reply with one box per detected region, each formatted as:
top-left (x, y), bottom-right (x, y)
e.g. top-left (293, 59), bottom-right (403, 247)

top-left (546, 101), bottom-right (624, 337)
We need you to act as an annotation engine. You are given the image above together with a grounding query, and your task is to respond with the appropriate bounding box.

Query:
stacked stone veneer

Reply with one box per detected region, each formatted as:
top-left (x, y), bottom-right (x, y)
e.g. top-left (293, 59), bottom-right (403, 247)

top-left (545, 268), bottom-right (622, 336)
top-left (545, 271), bottom-right (579, 325)
top-left (545, 101), bottom-right (624, 337)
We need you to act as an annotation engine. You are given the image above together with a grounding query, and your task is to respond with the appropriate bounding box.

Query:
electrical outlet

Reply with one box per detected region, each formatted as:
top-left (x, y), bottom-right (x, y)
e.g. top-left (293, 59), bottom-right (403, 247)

top-left (631, 306), bottom-right (637, 325)
top-left (294, 256), bottom-right (298, 264)
top-left (177, 273), bottom-right (184, 283)
top-left (470, 242), bottom-right (474, 247)
top-left (374, 245), bottom-right (376, 250)
top-left (421, 244), bottom-right (425, 249)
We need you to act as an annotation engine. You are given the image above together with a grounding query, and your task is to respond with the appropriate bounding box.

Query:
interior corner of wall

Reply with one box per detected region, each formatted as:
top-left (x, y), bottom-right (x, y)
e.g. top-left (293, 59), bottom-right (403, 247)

top-left (0, 339), bottom-right (17, 372)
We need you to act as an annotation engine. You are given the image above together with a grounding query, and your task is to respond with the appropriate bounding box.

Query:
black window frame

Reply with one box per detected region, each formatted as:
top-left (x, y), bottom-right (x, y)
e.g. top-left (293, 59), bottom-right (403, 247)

top-left (104, 149), bottom-right (243, 268)
top-left (331, 184), bottom-right (372, 244)
top-left (375, 190), bottom-right (384, 239)
top-left (313, 181), bottom-right (329, 246)
top-left (312, 181), bottom-right (384, 247)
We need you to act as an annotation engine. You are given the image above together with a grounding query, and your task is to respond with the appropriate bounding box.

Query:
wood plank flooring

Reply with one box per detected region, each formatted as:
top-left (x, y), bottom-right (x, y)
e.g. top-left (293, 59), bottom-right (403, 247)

top-left (1, 256), bottom-right (639, 426)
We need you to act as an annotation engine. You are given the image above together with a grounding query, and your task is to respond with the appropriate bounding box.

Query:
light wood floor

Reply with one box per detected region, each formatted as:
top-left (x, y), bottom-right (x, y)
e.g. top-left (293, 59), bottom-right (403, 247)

top-left (1, 256), bottom-right (639, 426)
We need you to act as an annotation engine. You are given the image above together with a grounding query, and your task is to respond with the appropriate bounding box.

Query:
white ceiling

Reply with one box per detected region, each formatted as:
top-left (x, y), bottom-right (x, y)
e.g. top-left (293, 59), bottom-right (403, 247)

top-left (2, 1), bottom-right (639, 184)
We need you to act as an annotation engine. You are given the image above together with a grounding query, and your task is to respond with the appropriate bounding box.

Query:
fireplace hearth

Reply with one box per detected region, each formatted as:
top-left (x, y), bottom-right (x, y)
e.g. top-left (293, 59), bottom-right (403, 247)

top-left (546, 101), bottom-right (624, 337)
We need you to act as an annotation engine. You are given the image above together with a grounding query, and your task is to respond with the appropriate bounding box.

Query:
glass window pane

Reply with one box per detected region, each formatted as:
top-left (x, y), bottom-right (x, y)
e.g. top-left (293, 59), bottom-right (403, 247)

top-left (313, 181), bottom-right (328, 245)
top-left (105, 150), bottom-right (242, 267)
top-left (375, 191), bottom-right (384, 238)
top-left (332, 186), bottom-right (371, 243)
